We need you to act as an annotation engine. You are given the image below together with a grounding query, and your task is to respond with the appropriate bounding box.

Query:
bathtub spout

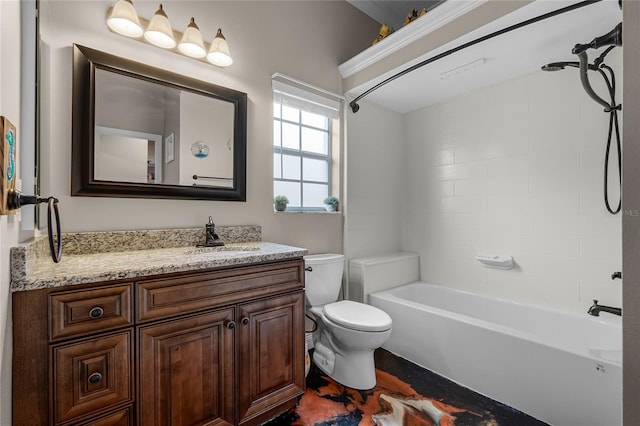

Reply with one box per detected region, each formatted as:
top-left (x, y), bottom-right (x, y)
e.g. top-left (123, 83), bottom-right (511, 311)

top-left (588, 300), bottom-right (622, 317)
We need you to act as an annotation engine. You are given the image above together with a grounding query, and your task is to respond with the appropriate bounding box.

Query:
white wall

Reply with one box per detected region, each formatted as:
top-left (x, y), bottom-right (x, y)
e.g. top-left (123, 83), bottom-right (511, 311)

top-left (95, 69), bottom-right (166, 134)
top-left (0, 1), bottom-right (24, 422)
top-left (400, 51), bottom-right (622, 313)
top-left (95, 133), bottom-right (149, 183)
top-left (179, 91), bottom-right (234, 187)
top-left (344, 100), bottom-right (404, 295)
top-left (39, 0), bottom-right (379, 253)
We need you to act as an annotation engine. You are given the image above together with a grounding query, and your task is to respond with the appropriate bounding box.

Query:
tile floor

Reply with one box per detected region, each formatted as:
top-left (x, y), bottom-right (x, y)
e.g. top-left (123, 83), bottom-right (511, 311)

top-left (265, 349), bottom-right (548, 426)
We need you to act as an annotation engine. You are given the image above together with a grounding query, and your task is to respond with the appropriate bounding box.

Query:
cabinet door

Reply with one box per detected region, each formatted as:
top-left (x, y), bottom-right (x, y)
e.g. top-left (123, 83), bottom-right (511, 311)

top-left (52, 331), bottom-right (133, 425)
top-left (138, 309), bottom-right (235, 426)
top-left (237, 291), bottom-right (305, 425)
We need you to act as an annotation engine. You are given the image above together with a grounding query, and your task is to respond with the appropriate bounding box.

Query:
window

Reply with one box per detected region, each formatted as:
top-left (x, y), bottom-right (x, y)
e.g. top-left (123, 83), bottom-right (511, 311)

top-left (272, 78), bottom-right (340, 211)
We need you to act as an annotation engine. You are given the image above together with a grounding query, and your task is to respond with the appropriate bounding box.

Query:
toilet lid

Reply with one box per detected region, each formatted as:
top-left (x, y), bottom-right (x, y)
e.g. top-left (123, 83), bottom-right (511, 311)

top-left (323, 300), bottom-right (392, 332)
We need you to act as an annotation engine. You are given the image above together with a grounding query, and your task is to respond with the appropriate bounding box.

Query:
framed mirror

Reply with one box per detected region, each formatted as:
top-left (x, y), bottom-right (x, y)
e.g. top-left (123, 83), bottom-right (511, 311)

top-left (72, 44), bottom-right (247, 201)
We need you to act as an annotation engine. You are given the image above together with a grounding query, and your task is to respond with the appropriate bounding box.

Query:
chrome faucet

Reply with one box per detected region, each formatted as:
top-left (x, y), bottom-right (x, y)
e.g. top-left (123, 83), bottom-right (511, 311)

top-left (588, 299), bottom-right (621, 317)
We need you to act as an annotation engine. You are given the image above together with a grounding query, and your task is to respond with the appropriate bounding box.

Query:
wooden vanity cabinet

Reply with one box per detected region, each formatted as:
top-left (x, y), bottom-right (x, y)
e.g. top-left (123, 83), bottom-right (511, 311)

top-left (13, 283), bottom-right (135, 426)
top-left (13, 259), bottom-right (305, 426)
top-left (237, 292), bottom-right (304, 425)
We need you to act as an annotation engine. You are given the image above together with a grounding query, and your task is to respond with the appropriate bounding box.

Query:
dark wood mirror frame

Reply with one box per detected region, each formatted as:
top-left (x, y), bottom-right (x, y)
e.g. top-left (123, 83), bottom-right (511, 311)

top-left (72, 44), bottom-right (247, 201)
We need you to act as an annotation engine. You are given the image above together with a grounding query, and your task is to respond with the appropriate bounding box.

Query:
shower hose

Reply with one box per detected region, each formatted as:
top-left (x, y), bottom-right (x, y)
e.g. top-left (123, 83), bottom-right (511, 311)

top-left (599, 63), bottom-right (622, 215)
top-left (577, 46), bottom-right (622, 214)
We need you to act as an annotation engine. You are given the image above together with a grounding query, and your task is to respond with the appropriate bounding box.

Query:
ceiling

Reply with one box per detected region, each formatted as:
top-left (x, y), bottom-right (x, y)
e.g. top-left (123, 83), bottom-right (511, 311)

top-left (346, 0), bottom-right (445, 30)
top-left (344, 0), bottom-right (622, 114)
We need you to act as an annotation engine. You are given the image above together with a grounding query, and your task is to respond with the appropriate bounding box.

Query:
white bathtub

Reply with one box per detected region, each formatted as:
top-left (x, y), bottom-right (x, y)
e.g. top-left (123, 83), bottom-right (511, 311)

top-left (369, 282), bottom-right (622, 426)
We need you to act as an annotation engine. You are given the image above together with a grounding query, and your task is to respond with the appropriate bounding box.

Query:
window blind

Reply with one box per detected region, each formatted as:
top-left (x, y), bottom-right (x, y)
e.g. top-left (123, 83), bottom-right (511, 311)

top-left (272, 76), bottom-right (342, 119)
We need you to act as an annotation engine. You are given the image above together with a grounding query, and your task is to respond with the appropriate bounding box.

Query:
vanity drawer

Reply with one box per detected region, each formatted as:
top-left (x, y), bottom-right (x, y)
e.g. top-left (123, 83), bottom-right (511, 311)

top-left (67, 406), bottom-right (135, 426)
top-left (137, 260), bottom-right (304, 322)
top-left (50, 284), bottom-right (133, 341)
top-left (69, 405), bottom-right (133, 426)
top-left (52, 330), bottom-right (133, 425)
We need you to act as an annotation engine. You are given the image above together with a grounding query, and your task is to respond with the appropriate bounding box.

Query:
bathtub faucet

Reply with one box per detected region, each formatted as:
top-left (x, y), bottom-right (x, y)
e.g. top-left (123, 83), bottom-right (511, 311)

top-left (588, 300), bottom-right (621, 317)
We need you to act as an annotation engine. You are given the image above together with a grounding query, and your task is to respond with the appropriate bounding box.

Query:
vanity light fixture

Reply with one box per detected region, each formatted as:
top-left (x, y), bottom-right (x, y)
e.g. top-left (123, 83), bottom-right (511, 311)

top-left (106, 0), bottom-right (143, 38)
top-left (143, 4), bottom-right (175, 49)
top-left (178, 17), bottom-right (207, 58)
top-left (106, 2), bottom-right (234, 67)
top-left (207, 29), bottom-right (233, 67)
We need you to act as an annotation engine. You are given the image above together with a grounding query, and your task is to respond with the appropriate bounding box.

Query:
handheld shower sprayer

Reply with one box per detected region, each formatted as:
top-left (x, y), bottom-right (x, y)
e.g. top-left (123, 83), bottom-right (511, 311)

top-left (540, 62), bottom-right (601, 72)
top-left (541, 22), bottom-right (623, 215)
top-left (574, 23), bottom-right (622, 215)
top-left (541, 62), bottom-right (580, 72)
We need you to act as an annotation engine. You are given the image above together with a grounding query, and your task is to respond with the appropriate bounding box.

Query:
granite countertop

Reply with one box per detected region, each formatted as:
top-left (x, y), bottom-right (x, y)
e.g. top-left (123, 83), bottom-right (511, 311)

top-left (10, 226), bottom-right (308, 292)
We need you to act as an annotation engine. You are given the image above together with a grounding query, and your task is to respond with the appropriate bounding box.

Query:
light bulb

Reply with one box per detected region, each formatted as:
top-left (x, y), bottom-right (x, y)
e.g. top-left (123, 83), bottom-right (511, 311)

top-left (107, 0), bottom-right (143, 38)
top-left (178, 17), bottom-right (206, 58)
top-left (144, 4), bottom-right (176, 49)
top-left (206, 28), bottom-right (233, 67)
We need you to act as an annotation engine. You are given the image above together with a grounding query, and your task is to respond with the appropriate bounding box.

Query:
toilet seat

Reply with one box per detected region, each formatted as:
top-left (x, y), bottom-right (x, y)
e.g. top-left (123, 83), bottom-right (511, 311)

top-left (323, 300), bottom-right (392, 332)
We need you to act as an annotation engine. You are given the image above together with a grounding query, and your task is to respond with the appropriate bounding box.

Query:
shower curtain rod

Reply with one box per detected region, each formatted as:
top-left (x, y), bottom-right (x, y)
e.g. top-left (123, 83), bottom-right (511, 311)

top-left (349, 0), bottom-right (603, 113)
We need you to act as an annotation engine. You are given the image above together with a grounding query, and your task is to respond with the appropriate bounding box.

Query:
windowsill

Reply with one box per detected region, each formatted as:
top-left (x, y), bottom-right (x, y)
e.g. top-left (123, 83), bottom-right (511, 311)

top-left (274, 210), bottom-right (342, 215)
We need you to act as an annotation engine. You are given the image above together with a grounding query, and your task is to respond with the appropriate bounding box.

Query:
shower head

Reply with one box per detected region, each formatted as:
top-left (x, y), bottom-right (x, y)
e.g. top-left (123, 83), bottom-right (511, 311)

top-left (541, 61), bottom-right (580, 71)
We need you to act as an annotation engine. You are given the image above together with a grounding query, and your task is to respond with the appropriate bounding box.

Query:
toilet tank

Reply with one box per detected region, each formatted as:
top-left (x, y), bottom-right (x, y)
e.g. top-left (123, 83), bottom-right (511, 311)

top-left (304, 253), bottom-right (345, 307)
top-left (349, 252), bottom-right (420, 303)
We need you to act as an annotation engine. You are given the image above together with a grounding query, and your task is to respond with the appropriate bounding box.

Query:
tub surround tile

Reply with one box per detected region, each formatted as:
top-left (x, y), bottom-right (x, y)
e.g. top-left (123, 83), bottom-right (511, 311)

top-left (388, 66), bottom-right (623, 314)
top-left (11, 226), bottom-right (307, 292)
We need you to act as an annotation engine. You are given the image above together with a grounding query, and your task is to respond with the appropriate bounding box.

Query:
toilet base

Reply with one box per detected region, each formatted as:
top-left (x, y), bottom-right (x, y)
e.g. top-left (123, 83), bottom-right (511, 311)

top-left (313, 343), bottom-right (377, 390)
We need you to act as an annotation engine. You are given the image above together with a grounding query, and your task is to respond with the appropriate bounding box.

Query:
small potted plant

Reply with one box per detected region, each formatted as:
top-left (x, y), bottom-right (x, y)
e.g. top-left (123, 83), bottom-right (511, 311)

top-left (324, 196), bottom-right (339, 212)
top-left (274, 195), bottom-right (289, 211)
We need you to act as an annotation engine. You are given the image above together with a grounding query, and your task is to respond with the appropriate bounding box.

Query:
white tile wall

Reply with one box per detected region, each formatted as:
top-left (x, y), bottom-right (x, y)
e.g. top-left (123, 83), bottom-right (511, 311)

top-left (345, 100), bottom-right (404, 285)
top-left (401, 49), bottom-right (622, 313)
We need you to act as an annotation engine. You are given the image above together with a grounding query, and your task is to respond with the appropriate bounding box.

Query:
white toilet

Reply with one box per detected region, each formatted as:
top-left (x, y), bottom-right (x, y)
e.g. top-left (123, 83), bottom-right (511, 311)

top-left (304, 253), bottom-right (392, 390)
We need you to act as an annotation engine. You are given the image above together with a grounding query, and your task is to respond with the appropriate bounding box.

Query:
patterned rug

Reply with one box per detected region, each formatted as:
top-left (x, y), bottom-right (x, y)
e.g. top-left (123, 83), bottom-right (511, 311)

top-left (265, 349), bottom-right (548, 426)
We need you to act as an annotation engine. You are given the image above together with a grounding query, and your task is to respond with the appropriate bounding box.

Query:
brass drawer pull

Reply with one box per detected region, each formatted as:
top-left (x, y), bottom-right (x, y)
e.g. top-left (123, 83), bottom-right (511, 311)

top-left (88, 372), bottom-right (102, 384)
top-left (89, 307), bottom-right (104, 319)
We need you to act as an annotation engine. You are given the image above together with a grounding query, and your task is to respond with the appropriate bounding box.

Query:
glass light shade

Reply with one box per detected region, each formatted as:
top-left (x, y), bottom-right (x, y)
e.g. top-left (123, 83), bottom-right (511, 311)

top-left (206, 28), bottom-right (233, 67)
top-left (191, 141), bottom-right (210, 158)
top-left (178, 17), bottom-right (206, 58)
top-left (107, 0), bottom-right (143, 38)
top-left (144, 4), bottom-right (176, 49)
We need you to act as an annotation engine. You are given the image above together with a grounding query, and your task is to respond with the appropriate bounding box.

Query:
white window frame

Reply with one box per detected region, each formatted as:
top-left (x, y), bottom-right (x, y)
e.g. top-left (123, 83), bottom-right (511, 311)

top-left (272, 75), bottom-right (342, 212)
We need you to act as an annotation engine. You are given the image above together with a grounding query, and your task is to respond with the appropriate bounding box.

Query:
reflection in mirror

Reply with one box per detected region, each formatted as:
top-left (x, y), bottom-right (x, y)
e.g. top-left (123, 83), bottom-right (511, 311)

top-left (94, 69), bottom-right (234, 188)
top-left (72, 44), bottom-right (247, 201)
top-left (178, 91), bottom-right (234, 188)
top-left (95, 126), bottom-right (163, 184)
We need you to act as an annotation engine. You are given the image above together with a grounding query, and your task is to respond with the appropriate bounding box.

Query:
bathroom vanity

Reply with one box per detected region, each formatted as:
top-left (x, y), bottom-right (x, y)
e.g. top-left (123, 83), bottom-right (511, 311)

top-left (11, 227), bottom-right (307, 426)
